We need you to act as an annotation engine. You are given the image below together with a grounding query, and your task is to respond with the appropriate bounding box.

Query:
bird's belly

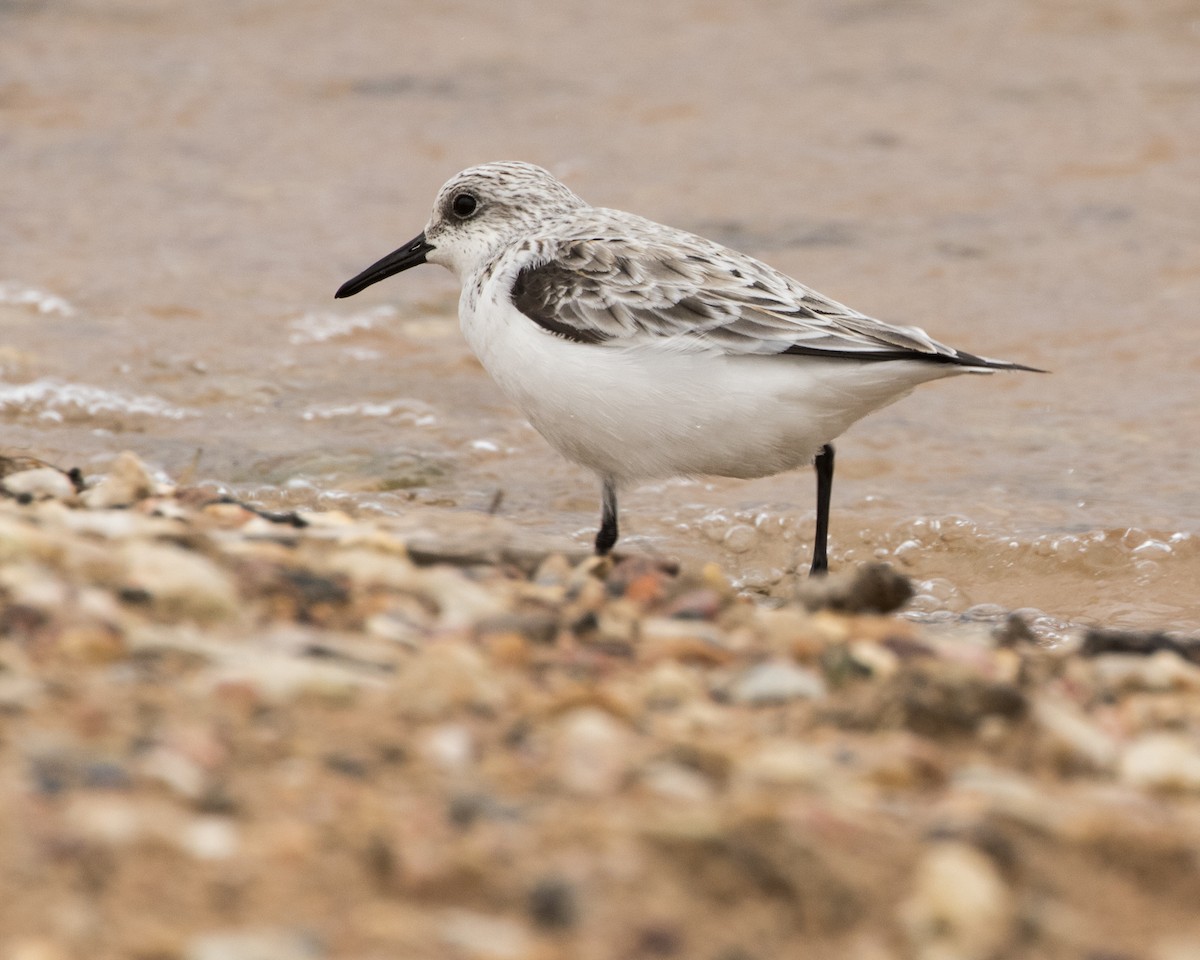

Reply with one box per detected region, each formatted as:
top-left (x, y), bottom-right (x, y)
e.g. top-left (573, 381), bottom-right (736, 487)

top-left (463, 304), bottom-right (958, 482)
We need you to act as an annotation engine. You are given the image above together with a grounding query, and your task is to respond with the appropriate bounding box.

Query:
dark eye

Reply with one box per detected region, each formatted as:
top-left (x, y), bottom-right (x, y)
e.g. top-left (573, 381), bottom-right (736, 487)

top-left (451, 193), bottom-right (478, 218)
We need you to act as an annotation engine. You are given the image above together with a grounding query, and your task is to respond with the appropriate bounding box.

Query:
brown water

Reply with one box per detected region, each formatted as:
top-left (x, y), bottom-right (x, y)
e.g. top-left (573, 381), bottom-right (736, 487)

top-left (3, 0), bottom-right (1198, 635)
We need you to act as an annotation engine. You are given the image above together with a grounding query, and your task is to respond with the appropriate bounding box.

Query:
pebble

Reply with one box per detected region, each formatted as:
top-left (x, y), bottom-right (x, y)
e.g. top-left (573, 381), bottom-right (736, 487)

top-left (5, 940), bottom-right (71, 960)
top-left (120, 541), bottom-right (239, 622)
top-left (1, 466), bottom-right (76, 501)
top-left (795, 562), bottom-right (914, 614)
top-left (439, 910), bottom-right (535, 960)
top-left (180, 816), bottom-right (240, 860)
top-left (557, 707), bottom-right (634, 796)
top-left (391, 644), bottom-right (507, 720)
top-left (1120, 734), bottom-right (1200, 792)
top-left (640, 760), bottom-right (716, 802)
top-left (80, 450), bottom-right (164, 509)
top-left (186, 929), bottom-right (324, 960)
top-left (736, 740), bottom-right (835, 789)
top-left (527, 875), bottom-right (578, 930)
top-left (0, 451), bottom-right (1195, 958)
top-left (1155, 940), bottom-right (1200, 960)
top-left (726, 659), bottom-right (827, 705)
top-left (1032, 697), bottom-right (1119, 773)
top-left (1092, 650), bottom-right (1200, 693)
top-left (0, 672), bottom-right (42, 710)
top-left (419, 723), bottom-right (476, 775)
top-left (900, 842), bottom-right (1015, 960)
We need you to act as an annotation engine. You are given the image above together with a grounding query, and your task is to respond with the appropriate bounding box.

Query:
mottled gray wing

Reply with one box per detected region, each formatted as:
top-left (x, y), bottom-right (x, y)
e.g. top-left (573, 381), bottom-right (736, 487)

top-left (511, 233), bottom-right (1019, 368)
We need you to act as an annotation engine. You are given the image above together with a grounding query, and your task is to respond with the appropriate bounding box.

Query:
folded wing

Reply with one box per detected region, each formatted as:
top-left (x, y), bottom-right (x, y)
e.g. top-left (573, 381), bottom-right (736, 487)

top-left (510, 227), bottom-right (1037, 371)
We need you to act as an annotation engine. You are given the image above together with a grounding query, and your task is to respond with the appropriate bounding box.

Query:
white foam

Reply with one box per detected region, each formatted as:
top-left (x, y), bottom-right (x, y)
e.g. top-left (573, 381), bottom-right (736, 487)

top-left (0, 377), bottom-right (193, 421)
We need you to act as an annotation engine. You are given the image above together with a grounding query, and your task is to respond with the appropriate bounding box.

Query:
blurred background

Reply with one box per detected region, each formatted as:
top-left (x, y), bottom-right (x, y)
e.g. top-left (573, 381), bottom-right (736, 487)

top-left (2, 0), bottom-right (1199, 631)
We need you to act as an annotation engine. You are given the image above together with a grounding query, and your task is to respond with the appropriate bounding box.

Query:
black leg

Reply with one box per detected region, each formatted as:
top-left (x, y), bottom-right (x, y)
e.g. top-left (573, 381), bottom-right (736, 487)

top-left (595, 478), bottom-right (619, 555)
top-left (810, 444), bottom-right (834, 576)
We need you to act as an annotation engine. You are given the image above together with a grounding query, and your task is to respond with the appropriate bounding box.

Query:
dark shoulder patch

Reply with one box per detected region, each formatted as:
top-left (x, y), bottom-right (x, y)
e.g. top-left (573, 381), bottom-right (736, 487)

top-left (511, 262), bottom-right (610, 345)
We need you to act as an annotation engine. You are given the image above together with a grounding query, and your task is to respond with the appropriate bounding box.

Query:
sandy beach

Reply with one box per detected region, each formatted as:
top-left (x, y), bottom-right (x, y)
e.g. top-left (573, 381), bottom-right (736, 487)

top-left (0, 454), bottom-right (1198, 958)
top-left (3, 0), bottom-right (1200, 956)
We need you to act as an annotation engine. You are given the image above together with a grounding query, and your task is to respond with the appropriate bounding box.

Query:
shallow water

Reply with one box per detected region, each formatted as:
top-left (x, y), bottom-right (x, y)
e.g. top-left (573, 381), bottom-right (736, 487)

top-left (3, 0), bottom-right (1198, 634)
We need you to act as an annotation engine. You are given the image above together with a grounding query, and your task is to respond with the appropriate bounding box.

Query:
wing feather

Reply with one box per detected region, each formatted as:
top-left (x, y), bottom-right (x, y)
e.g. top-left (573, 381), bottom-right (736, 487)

top-left (509, 221), bottom-right (1036, 370)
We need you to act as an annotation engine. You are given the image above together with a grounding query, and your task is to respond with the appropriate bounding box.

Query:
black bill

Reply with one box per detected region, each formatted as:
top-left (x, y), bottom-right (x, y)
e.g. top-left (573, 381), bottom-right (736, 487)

top-left (335, 232), bottom-right (434, 299)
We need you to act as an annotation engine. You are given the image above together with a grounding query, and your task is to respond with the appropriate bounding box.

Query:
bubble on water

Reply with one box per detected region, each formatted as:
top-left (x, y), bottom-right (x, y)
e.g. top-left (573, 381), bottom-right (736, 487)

top-left (1009, 608), bottom-right (1075, 646)
top-left (935, 515), bottom-right (976, 543)
top-left (732, 566), bottom-right (784, 592)
top-left (914, 578), bottom-right (959, 603)
top-left (906, 607), bottom-right (958, 623)
top-left (695, 510), bottom-right (733, 544)
top-left (962, 603), bottom-right (1008, 622)
top-left (906, 576), bottom-right (968, 616)
top-left (723, 524), bottom-right (757, 554)
top-left (1134, 559), bottom-right (1160, 578)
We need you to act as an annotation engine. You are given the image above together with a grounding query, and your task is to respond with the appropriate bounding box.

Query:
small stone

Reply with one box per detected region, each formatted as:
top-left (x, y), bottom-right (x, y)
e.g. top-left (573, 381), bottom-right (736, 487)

top-left (640, 760), bottom-right (716, 802)
top-left (0, 672), bottom-right (42, 710)
top-left (796, 562), bottom-right (914, 615)
top-left (439, 910), bottom-right (535, 960)
top-left (528, 876), bottom-right (579, 930)
top-left (419, 723), bottom-right (476, 774)
top-left (557, 708), bottom-right (634, 796)
top-left (727, 659), bottom-right (826, 705)
top-left (1032, 698), bottom-right (1119, 772)
top-left (120, 541), bottom-right (239, 622)
top-left (185, 929), bottom-right (324, 960)
top-left (884, 665), bottom-right (1026, 737)
top-left (737, 740), bottom-right (834, 788)
top-left (846, 640), bottom-right (900, 679)
top-left (1120, 734), bottom-right (1200, 793)
top-left (860, 734), bottom-right (946, 790)
top-left (2, 466), bottom-right (76, 501)
top-left (640, 661), bottom-right (706, 709)
top-left (5, 939), bottom-right (71, 960)
top-left (59, 624), bottom-right (127, 663)
top-left (1082, 626), bottom-right (1189, 660)
top-left (80, 450), bottom-right (164, 509)
top-left (141, 746), bottom-right (208, 800)
top-left (1092, 650), bottom-right (1200, 694)
top-left (1155, 939), bottom-right (1200, 960)
top-left (532, 552), bottom-right (572, 587)
top-left (63, 795), bottom-right (144, 845)
top-left (640, 619), bottom-right (733, 666)
top-left (180, 816), bottom-right (240, 860)
top-left (392, 644), bottom-right (506, 720)
top-left (900, 842), bottom-right (1015, 960)
top-left (660, 587), bottom-right (724, 620)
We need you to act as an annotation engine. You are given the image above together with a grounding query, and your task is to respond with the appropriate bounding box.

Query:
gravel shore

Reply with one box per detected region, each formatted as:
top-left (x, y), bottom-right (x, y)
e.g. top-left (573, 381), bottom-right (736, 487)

top-left (2, 453), bottom-right (1199, 960)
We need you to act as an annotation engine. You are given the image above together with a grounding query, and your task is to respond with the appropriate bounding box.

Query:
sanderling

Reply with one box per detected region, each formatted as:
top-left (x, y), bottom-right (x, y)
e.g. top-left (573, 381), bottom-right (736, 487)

top-left (336, 161), bottom-right (1041, 574)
